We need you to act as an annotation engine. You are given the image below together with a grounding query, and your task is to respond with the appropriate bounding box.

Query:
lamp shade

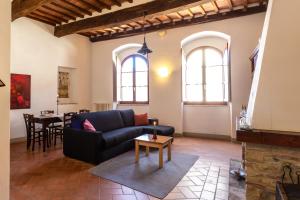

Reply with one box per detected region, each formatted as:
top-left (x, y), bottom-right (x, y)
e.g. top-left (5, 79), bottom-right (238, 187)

top-left (0, 79), bottom-right (5, 87)
top-left (137, 36), bottom-right (152, 55)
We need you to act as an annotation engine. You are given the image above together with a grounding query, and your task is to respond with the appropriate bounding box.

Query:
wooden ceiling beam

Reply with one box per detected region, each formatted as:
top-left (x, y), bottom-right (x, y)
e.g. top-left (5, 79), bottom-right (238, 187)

top-left (110, 0), bottom-right (121, 7)
top-left (78, 0), bottom-right (102, 13)
top-left (35, 9), bottom-right (68, 23)
top-left (90, 4), bottom-right (266, 42)
top-left (243, 0), bottom-right (248, 9)
top-left (225, 0), bottom-right (233, 10)
top-left (95, 0), bottom-right (112, 10)
top-left (54, 0), bottom-right (212, 37)
top-left (30, 12), bottom-right (61, 24)
top-left (50, 2), bottom-right (84, 18)
top-left (211, 1), bottom-right (219, 13)
top-left (59, 0), bottom-right (92, 16)
top-left (27, 15), bottom-right (56, 26)
top-left (12, 0), bottom-right (55, 21)
top-left (155, 17), bottom-right (163, 24)
top-left (187, 9), bottom-right (195, 18)
top-left (42, 5), bottom-right (76, 20)
top-left (198, 5), bottom-right (206, 15)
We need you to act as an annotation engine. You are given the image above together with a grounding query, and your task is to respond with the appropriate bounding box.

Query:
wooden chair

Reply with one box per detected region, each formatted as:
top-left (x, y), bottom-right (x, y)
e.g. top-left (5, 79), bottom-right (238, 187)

top-left (40, 110), bottom-right (62, 145)
top-left (23, 114), bottom-right (48, 151)
top-left (53, 112), bottom-right (77, 146)
top-left (79, 109), bottom-right (90, 114)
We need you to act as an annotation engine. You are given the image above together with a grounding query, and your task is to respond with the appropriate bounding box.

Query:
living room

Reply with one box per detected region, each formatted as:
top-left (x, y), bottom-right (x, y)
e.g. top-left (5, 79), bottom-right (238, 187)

top-left (1, 0), bottom-right (300, 199)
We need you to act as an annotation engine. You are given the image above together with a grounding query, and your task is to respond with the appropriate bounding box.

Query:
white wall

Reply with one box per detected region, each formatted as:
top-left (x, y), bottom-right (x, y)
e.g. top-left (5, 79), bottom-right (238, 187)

top-left (91, 13), bottom-right (265, 137)
top-left (247, 0), bottom-right (300, 132)
top-left (11, 18), bottom-right (92, 139)
top-left (0, 0), bottom-right (11, 198)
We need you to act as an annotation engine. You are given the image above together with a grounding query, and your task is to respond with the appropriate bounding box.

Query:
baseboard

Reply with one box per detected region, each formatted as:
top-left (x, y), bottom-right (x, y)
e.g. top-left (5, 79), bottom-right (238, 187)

top-left (174, 133), bottom-right (184, 137)
top-left (230, 138), bottom-right (242, 144)
top-left (183, 132), bottom-right (231, 141)
top-left (10, 137), bottom-right (26, 144)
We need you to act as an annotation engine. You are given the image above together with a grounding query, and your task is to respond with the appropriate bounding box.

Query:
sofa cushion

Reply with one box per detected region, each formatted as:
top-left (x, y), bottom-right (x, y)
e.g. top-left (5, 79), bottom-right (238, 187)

top-left (83, 119), bottom-right (96, 132)
top-left (119, 109), bottom-right (135, 127)
top-left (71, 110), bottom-right (125, 132)
top-left (141, 125), bottom-right (175, 136)
top-left (102, 127), bottom-right (143, 148)
top-left (134, 113), bottom-right (149, 126)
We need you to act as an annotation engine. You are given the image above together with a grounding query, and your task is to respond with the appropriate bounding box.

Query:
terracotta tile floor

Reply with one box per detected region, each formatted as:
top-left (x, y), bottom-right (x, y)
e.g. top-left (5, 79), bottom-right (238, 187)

top-left (10, 137), bottom-right (241, 200)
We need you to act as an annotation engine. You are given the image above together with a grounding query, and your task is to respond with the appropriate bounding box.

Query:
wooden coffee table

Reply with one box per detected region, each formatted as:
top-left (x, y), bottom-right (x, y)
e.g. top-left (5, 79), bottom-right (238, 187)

top-left (134, 134), bottom-right (173, 168)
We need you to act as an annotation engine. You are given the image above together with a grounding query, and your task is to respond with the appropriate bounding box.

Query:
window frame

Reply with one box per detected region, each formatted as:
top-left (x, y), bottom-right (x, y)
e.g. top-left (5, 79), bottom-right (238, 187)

top-left (119, 54), bottom-right (149, 105)
top-left (183, 46), bottom-right (229, 105)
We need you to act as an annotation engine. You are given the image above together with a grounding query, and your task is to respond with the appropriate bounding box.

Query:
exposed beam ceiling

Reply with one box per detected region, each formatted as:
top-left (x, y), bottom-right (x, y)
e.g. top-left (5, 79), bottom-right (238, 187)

top-left (12, 0), bottom-right (268, 43)
top-left (54, 0), bottom-right (212, 37)
top-left (90, 5), bottom-right (267, 42)
top-left (12, 0), bottom-right (54, 21)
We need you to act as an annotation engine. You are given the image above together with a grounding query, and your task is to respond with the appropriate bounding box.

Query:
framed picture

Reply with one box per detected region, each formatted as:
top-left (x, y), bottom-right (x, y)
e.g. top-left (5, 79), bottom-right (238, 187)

top-left (10, 73), bottom-right (31, 109)
top-left (58, 71), bottom-right (70, 98)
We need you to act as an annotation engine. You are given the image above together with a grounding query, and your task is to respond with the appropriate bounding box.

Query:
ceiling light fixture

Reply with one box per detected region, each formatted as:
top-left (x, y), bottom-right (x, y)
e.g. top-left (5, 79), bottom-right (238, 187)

top-left (137, 12), bottom-right (153, 55)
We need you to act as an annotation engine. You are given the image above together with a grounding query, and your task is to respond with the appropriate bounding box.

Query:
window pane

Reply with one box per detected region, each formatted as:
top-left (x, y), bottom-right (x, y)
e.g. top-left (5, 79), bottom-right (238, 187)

top-left (224, 65), bottom-right (229, 83)
top-left (224, 83), bottom-right (229, 102)
top-left (122, 57), bottom-right (134, 72)
top-left (205, 48), bottom-right (222, 67)
top-left (186, 49), bottom-right (203, 84)
top-left (135, 56), bottom-right (148, 72)
top-left (206, 66), bottom-right (223, 84)
top-left (185, 85), bottom-right (203, 101)
top-left (206, 84), bottom-right (223, 102)
top-left (121, 72), bottom-right (133, 86)
top-left (121, 87), bottom-right (133, 101)
top-left (136, 72), bottom-right (148, 86)
top-left (136, 86), bottom-right (148, 102)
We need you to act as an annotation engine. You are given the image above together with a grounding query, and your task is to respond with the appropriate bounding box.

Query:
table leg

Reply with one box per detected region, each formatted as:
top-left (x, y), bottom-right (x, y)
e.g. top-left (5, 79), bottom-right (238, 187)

top-left (168, 142), bottom-right (171, 161)
top-left (43, 123), bottom-right (46, 152)
top-left (135, 141), bottom-right (139, 163)
top-left (146, 146), bottom-right (149, 156)
top-left (159, 146), bottom-right (163, 168)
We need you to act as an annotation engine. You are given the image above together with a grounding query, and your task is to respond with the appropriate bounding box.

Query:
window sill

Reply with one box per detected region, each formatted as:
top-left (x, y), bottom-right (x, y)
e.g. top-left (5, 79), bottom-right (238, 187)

top-left (58, 102), bottom-right (78, 105)
top-left (183, 102), bottom-right (229, 106)
top-left (119, 102), bottom-right (149, 106)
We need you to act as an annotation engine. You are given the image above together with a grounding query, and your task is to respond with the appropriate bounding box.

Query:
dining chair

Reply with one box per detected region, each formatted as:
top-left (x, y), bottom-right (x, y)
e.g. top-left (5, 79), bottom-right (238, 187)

top-left (53, 112), bottom-right (77, 146)
top-left (23, 114), bottom-right (48, 151)
top-left (41, 110), bottom-right (63, 145)
top-left (79, 109), bottom-right (90, 114)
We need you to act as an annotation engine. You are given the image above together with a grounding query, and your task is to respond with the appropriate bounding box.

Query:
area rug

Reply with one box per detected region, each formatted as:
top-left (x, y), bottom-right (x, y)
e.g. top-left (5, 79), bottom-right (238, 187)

top-left (229, 159), bottom-right (246, 200)
top-left (90, 150), bottom-right (199, 199)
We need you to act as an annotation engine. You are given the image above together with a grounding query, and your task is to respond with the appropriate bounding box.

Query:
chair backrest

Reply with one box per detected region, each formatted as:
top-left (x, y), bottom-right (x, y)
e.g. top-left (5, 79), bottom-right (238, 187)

top-left (23, 114), bottom-right (35, 136)
top-left (64, 112), bottom-right (77, 128)
top-left (41, 110), bottom-right (54, 115)
top-left (79, 109), bottom-right (90, 114)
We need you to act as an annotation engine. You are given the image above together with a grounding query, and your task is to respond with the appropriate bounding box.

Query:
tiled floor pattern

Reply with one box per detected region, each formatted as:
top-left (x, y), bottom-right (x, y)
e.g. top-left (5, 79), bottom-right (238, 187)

top-left (11, 137), bottom-right (240, 200)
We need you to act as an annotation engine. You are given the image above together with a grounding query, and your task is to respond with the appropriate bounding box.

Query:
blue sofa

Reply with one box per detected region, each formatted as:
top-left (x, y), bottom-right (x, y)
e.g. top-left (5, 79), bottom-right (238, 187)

top-left (63, 109), bottom-right (175, 164)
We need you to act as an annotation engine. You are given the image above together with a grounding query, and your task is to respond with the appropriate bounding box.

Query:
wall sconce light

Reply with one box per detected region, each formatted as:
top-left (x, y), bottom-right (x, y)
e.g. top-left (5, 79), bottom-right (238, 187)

top-left (0, 79), bottom-right (5, 87)
top-left (158, 67), bottom-right (170, 78)
top-left (158, 30), bottom-right (167, 38)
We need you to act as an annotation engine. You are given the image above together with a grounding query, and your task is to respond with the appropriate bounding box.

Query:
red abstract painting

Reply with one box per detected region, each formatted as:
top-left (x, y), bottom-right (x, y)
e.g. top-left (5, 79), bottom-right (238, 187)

top-left (11, 74), bottom-right (31, 109)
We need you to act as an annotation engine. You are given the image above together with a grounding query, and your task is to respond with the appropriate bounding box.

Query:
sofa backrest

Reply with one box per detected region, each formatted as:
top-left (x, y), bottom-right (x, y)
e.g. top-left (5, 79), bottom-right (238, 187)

top-left (71, 110), bottom-right (125, 132)
top-left (119, 109), bottom-right (135, 127)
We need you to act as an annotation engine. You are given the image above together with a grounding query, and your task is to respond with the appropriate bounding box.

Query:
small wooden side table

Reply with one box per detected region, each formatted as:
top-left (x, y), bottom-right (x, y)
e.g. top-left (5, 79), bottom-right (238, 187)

top-left (135, 134), bottom-right (172, 168)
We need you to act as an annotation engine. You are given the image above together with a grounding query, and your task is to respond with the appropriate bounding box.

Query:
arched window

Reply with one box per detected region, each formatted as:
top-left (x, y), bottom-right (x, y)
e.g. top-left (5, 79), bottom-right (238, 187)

top-left (184, 46), bottom-right (229, 104)
top-left (120, 54), bottom-right (149, 103)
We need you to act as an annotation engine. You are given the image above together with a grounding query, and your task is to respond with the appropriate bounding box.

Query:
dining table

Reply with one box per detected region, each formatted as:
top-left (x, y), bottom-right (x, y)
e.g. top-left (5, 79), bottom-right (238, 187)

top-left (34, 114), bottom-right (63, 152)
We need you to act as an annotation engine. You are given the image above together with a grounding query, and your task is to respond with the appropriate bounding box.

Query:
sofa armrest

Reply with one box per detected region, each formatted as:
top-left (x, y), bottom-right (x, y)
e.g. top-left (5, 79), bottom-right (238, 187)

top-left (63, 128), bottom-right (105, 164)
